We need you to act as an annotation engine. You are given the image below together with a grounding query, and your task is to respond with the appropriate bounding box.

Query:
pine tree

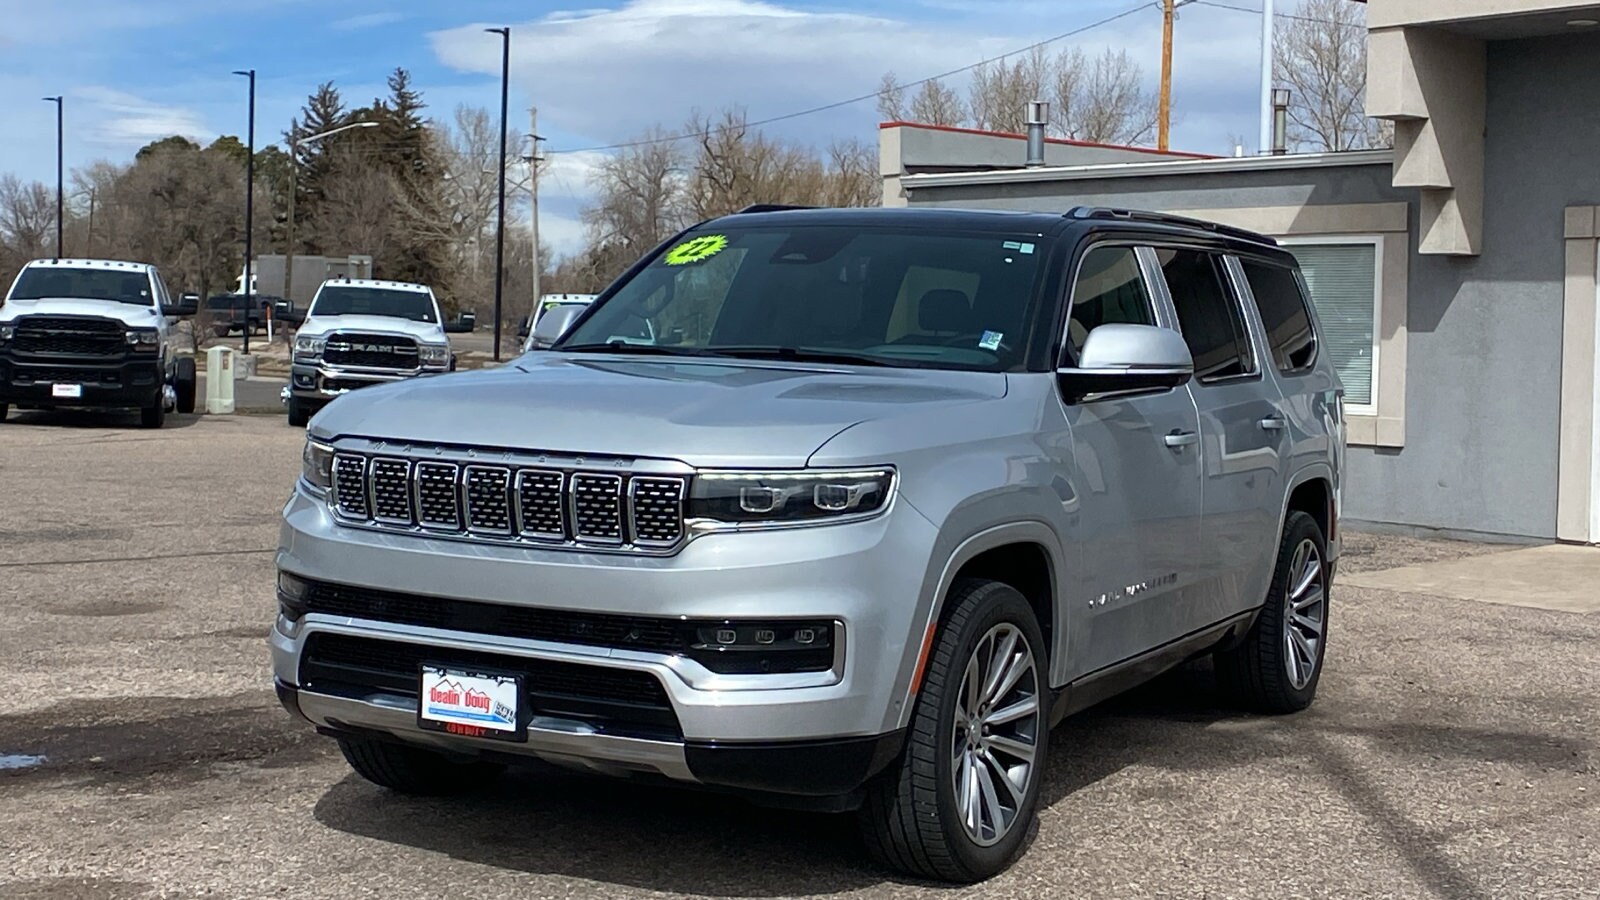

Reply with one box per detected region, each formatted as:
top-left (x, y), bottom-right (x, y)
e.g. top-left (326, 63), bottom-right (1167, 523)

top-left (286, 82), bottom-right (349, 253)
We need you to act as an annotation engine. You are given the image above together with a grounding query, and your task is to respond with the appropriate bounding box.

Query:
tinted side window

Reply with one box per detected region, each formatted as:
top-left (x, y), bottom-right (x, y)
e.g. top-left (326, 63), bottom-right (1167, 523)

top-left (1065, 245), bottom-right (1154, 362)
top-left (1157, 248), bottom-right (1254, 381)
top-left (1242, 260), bottom-right (1316, 373)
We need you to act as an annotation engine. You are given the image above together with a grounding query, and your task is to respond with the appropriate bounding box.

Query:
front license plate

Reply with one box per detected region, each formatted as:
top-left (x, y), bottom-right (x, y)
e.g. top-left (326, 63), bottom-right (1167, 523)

top-left (418, 665), bottom-right (523, 741)
top-left (51, 383), bottom-right (83, 398)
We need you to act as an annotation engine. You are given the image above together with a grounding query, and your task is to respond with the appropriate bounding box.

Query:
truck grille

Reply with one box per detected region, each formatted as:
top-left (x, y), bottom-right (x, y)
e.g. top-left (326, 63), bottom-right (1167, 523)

top-left (322, 332), bottom-right (420, 369)
top-left (13, 315), bottom-right (126, 357)
top-left (10, 366), bottom-right (121, 385)
top-left (330, 448), bottom-right (688, 552)
top-left (299, 632), bottom-right (681, 740)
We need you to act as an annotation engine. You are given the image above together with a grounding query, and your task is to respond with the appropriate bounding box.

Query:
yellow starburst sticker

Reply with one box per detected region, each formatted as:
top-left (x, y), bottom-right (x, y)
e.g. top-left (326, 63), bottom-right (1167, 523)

top-left (663, 234), bottom-right (728, 266)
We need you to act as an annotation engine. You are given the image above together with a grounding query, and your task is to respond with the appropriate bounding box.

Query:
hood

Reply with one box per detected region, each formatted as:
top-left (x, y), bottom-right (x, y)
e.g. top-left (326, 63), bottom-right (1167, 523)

top-left (0, 296), bottom-right (164, 328)
top-left (311, 352), bottom-right (1007, 468)
top-left (300, 314), bottom-right (446, 343)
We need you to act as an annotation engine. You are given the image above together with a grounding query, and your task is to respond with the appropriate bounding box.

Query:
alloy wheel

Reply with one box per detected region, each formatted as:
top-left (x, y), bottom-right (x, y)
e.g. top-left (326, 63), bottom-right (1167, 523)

top-left (1282, 539), bottom-right (1326, 690)
top-left (950, 622), bottom-right (1041, 847)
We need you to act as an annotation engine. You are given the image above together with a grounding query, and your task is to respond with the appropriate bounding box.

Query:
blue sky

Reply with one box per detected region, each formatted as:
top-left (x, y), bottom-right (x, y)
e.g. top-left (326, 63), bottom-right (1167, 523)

top-left (0, 0), bottom-right (1281, 255)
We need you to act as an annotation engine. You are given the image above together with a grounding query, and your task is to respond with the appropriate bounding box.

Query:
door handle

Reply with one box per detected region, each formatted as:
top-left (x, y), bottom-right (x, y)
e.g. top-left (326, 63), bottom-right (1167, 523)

top-left (1164, 430), bottom-right (1199, 448)
top-left (1259, 416), bottom-right (1287, 431)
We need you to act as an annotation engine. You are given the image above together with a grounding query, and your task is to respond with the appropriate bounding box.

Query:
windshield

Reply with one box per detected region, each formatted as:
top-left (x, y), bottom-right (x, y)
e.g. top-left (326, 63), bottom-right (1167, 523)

top-left (558, 225), bottom-right (1045, 371)
top-left (309, 286), bottom-right (437, 323)
top-left (8, 267), bottom-right (154, 306)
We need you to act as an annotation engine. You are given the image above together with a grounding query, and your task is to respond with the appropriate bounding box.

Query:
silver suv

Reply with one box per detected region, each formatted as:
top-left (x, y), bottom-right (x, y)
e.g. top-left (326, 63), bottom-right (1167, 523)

top-left (272, 206), bottom-right (1343, 882)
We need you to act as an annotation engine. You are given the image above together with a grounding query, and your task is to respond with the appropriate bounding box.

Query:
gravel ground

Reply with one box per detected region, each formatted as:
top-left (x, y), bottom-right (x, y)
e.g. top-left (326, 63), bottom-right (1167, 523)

top-left (1, 415), bottom-right (1595, 900)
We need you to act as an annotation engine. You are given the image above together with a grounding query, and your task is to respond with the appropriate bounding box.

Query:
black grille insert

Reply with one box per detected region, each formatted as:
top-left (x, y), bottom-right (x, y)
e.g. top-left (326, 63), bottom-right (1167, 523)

top-left (300, 632), bottom-right (680, 739)
top-left (14, 316), bottom-right (126, 358)
top-left (322, 332), bottom-right (419, 369)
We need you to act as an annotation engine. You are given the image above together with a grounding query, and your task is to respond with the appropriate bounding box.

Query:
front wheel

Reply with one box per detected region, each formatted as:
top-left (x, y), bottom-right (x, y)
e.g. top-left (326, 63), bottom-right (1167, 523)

top-left (286, 396), bottom-right (310, 427)
top-left (174, 357), bottom-right (197, 414)
top-left (140, 400), bottom-right (165, 429)
top-left (860, 579), bottom-right (1048, 883)
top-left (1215, 511), bottom-right (1330, 713)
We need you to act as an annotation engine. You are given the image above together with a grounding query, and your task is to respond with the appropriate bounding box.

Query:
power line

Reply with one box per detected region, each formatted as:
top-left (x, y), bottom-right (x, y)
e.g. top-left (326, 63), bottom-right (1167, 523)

top-left (544, 1), bottom-right (1159, 156)
top-left (1192, 0), bottom-right (1347, 25)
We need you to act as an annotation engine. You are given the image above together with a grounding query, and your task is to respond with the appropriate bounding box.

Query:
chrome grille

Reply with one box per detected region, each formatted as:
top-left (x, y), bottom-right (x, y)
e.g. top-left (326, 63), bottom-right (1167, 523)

top-left (332, 454), bottom-right (369, 518)
top-left (464, 466), bottom-right (512, 534)
top-left (515, 470), bottom-right (565, 539)
top-left (327, 448), bottom-right (688, 552)
top-left (630, 478), bottom-right (686, 545)
top-left (369, 459), bottom-right (413, 524)
top-left (571, 474), bottom-right (624, 543)
top-left (415, 463), bottom-right (460, 529)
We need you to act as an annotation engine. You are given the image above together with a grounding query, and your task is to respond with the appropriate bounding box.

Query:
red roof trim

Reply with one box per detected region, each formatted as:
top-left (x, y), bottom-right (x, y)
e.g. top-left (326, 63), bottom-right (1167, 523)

top-left (878, 120), bottom-right (1215, 159)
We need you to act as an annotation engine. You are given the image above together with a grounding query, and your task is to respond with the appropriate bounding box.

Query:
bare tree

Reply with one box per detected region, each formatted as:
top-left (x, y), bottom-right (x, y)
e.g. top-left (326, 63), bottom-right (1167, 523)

top-left (1070, 49), bottom-right (1159, 145)
top-left (314, 149), bottom-right (396, 267)
top-left (877, 72), bottom-right (906, 122)
top-left (0, 175), bottom-right (54, 281)
top-left (583, 127), bottom-right (689, 274)
top-left (967, 46), bottom-right (1051, 133)
top-left (1275, 0), bottom-right (1387, 151)
top-left (909, 80), bottom-right (967, 127)
top-left (823, 139), bottom-right (880, 208)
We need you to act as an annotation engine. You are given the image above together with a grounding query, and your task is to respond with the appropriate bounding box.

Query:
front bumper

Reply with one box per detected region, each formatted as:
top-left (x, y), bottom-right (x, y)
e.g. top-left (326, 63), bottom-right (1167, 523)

top-left (289, 361), bottom-right (447, 400)
top-left (0, 354), bottom-right (163, 407)
top-left (273, 483), bottom-right (939, 796)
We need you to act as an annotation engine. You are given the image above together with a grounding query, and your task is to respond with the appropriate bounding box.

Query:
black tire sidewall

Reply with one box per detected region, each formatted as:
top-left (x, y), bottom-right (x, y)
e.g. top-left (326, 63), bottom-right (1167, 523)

top-left (1262, 512), bottom-right (1329, 708)
top-left (924, 582), bottom-right (1050, 878)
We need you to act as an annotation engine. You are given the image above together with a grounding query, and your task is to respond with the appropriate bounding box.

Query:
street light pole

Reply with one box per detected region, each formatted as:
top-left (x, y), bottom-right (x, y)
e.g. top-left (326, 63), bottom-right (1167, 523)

top-left (486, 26), bottom-right (511, 362)
top-left (284, 120), bottom-right (377, 306)
top-left (43, 96), bottom-right (62, 258)
top-left (527, 107), bottom-right (545, 325)
top-left (1260, 0), bottom-right (1275, 155)
top-left (233, 69), bottom-right (256, 356)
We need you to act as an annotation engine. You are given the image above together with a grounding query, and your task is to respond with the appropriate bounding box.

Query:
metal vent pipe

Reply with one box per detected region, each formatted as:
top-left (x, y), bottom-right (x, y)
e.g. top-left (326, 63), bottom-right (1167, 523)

top-left (1025, 101), bottom-right (1049, 167)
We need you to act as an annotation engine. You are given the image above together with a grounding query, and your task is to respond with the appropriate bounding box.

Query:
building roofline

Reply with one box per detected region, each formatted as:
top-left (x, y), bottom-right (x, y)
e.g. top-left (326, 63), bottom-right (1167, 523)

top-left (878, 120), bottom-right (1215, 160)
top-left (899, 149), bottom-right (1396, 189)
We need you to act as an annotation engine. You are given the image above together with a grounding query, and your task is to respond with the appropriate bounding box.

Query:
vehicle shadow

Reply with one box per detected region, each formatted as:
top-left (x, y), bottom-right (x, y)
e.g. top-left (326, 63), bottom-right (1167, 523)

top-left (310, 661), bottom-right (1589, 898)
top-left (1, 408), bottom-right (203, 430)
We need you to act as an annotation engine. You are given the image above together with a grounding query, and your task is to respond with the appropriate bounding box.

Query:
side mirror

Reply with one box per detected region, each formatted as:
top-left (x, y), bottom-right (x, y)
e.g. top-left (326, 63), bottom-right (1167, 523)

top-left (162, 296), bottom-right (199, 317)
top-left (528, 304), bottom-right (585, 350)
top-left (1056, 323), bottom-right (1193, 403)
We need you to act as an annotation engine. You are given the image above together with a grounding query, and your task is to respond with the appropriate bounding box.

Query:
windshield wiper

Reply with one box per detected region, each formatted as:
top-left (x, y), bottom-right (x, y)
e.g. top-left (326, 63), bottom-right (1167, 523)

top-left (558, 341), bottom-right (719, 357)
top-left (708, 346), bottom-right (894, 367)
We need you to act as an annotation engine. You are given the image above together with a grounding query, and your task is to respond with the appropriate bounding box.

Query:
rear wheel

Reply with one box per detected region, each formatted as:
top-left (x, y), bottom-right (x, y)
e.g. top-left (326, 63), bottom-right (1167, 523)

top-left (140, 399), bottom-right (165, 429)
top-left (174, 357), bottom-right (197, 414)
top-left (338, 737), bottom-right (500, 795)
top-left (1216, 511), bottom-right (1329, 714)
top-left (859, 579), bottom-right (1048, 883)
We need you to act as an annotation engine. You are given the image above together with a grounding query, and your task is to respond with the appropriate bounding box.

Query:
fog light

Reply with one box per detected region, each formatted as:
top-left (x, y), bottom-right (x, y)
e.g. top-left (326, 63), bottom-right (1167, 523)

top-left (686, 620), bottom-right (837, 675)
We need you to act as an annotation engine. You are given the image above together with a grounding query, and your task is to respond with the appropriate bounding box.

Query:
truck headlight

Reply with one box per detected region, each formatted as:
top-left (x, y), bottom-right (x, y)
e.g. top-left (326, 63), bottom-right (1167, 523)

top-left (125, 328), bottom-right (159, 350)
top-left (688, 468), bottom-right (894, 525)
top-left (301, 439), bottom-right (334, 494)
top-left (418, 343), bottom-right (451, 365)
top-left (0, 324), bottom-right (13, 342)
top-left (294, 335), bottom-right (326, 359)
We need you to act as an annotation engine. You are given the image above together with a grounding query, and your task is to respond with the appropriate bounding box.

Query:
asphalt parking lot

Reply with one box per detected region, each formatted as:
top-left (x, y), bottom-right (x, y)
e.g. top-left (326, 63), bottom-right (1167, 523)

top-left (1, 414), bottom-right (1595, 900)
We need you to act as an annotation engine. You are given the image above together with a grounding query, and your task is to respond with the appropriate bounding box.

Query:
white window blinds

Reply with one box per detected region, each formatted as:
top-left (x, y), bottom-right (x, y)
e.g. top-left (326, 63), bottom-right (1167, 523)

top-left (1285, 243), bottom-right (1377, 407)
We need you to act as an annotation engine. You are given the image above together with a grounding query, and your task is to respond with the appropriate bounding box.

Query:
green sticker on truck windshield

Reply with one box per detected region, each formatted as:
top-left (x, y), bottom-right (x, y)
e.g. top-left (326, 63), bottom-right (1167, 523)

top-left (662, 234), bottom-right (728, 266)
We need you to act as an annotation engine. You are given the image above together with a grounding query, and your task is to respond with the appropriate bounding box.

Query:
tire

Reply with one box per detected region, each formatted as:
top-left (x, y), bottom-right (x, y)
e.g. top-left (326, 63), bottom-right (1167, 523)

top-left (859, 579), bottom-right (1049, 883)
top-left (140, 399), bottom-right (165, 429)
top-left (174, 358), bottom-right (197, 414)
top-left (1216, 511), bottom-right (1330, 714)
top-left (338, 737), bottom-right (500, 795)
top-left (212, 323), bottom-right (230, 338)
top-left (0, 403), bottom-right (8, 422)
top-left (286, 396), bottom-right (310, 428)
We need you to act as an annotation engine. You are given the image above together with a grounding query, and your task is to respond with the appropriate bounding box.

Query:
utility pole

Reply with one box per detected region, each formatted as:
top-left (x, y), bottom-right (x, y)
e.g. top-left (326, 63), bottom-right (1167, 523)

top-left (233, 69), bottom-right (256, 356)
top-left (528, 106), bottom-right (543, 327)
top-left (486, 26), bottom-right (511, 362)
top-left (1260, 0), bottom-right (1275, 155)
top-left (85, 187), bottom-right (95, 257)
top-left (1158, 0), bottom-right (1174, 152)
top-left (43, 97), bottom-right (63, 258)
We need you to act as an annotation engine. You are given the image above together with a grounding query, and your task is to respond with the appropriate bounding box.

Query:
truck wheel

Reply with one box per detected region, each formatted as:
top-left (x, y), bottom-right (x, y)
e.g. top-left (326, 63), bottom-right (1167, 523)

top-left (287, 396), bottom-right (310, 428)
top-left (338, 737), bottom-right (500, 795)
top-left (140, 400), bottom-right (166, 429)
top-left (859, 579), bottom-right (1048, 883)
top-left (212, 323), bottom-right (230, 338)
top-left (174, 358), bottom-right (197, 414)
top-left (1215, 511), bottom-right (1329, 714)
top-left (0, 403), bottom-right (8, 422)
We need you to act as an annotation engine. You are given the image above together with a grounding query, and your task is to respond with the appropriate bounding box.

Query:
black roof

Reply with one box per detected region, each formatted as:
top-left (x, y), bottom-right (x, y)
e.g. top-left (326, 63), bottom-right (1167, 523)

top-left (702, 204), bottom-right (1279, 252)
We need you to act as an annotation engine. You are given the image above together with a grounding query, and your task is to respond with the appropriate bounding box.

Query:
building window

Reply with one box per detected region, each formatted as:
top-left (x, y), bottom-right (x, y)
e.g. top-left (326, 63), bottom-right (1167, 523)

top-left (1281, 238), bottom-right (1381, 412)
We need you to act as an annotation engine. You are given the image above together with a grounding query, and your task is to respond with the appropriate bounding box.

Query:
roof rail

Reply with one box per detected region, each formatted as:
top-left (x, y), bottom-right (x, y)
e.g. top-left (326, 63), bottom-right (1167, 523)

top-left (1065, 207), bottom-right (1277, 246)
top-left (733, 204), bottom-right (818, 215)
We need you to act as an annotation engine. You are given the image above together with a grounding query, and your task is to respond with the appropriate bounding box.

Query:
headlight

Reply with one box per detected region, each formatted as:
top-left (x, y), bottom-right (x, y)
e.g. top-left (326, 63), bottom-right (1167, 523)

top-left (418, 343), bottom-right (450, 365)
top-left (294, 335), bottom-right (326, 358)
top-left (301, 439), bottom-right (334, 493)
top-left (688, 468), bottom-right (894, 525)
top-left (125, 328), bottom-right (159, 349)
top-left (0, 324), bottom-right (13, 342)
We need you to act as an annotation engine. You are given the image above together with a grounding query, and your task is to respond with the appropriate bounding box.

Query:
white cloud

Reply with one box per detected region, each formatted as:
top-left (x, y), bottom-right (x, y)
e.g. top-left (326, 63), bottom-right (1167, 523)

top-left (330, 11), bottom-right (406, 31)
top-left (72, 86), bottom-right (212, 148)
top-left (538, 210), bottom-right (590, 258)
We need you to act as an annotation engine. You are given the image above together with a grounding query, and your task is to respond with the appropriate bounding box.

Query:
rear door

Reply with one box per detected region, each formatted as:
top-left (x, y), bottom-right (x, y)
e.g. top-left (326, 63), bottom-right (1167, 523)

top-left (1151, 246), bottom-right (1288, 627)
top-left (1058, 242), bottom-right (1205, 675)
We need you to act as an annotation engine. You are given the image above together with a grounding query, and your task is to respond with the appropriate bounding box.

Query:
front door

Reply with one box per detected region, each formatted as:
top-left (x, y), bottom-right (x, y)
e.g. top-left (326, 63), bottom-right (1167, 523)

top-left (1058, 243), bottom-right (1205, 676)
